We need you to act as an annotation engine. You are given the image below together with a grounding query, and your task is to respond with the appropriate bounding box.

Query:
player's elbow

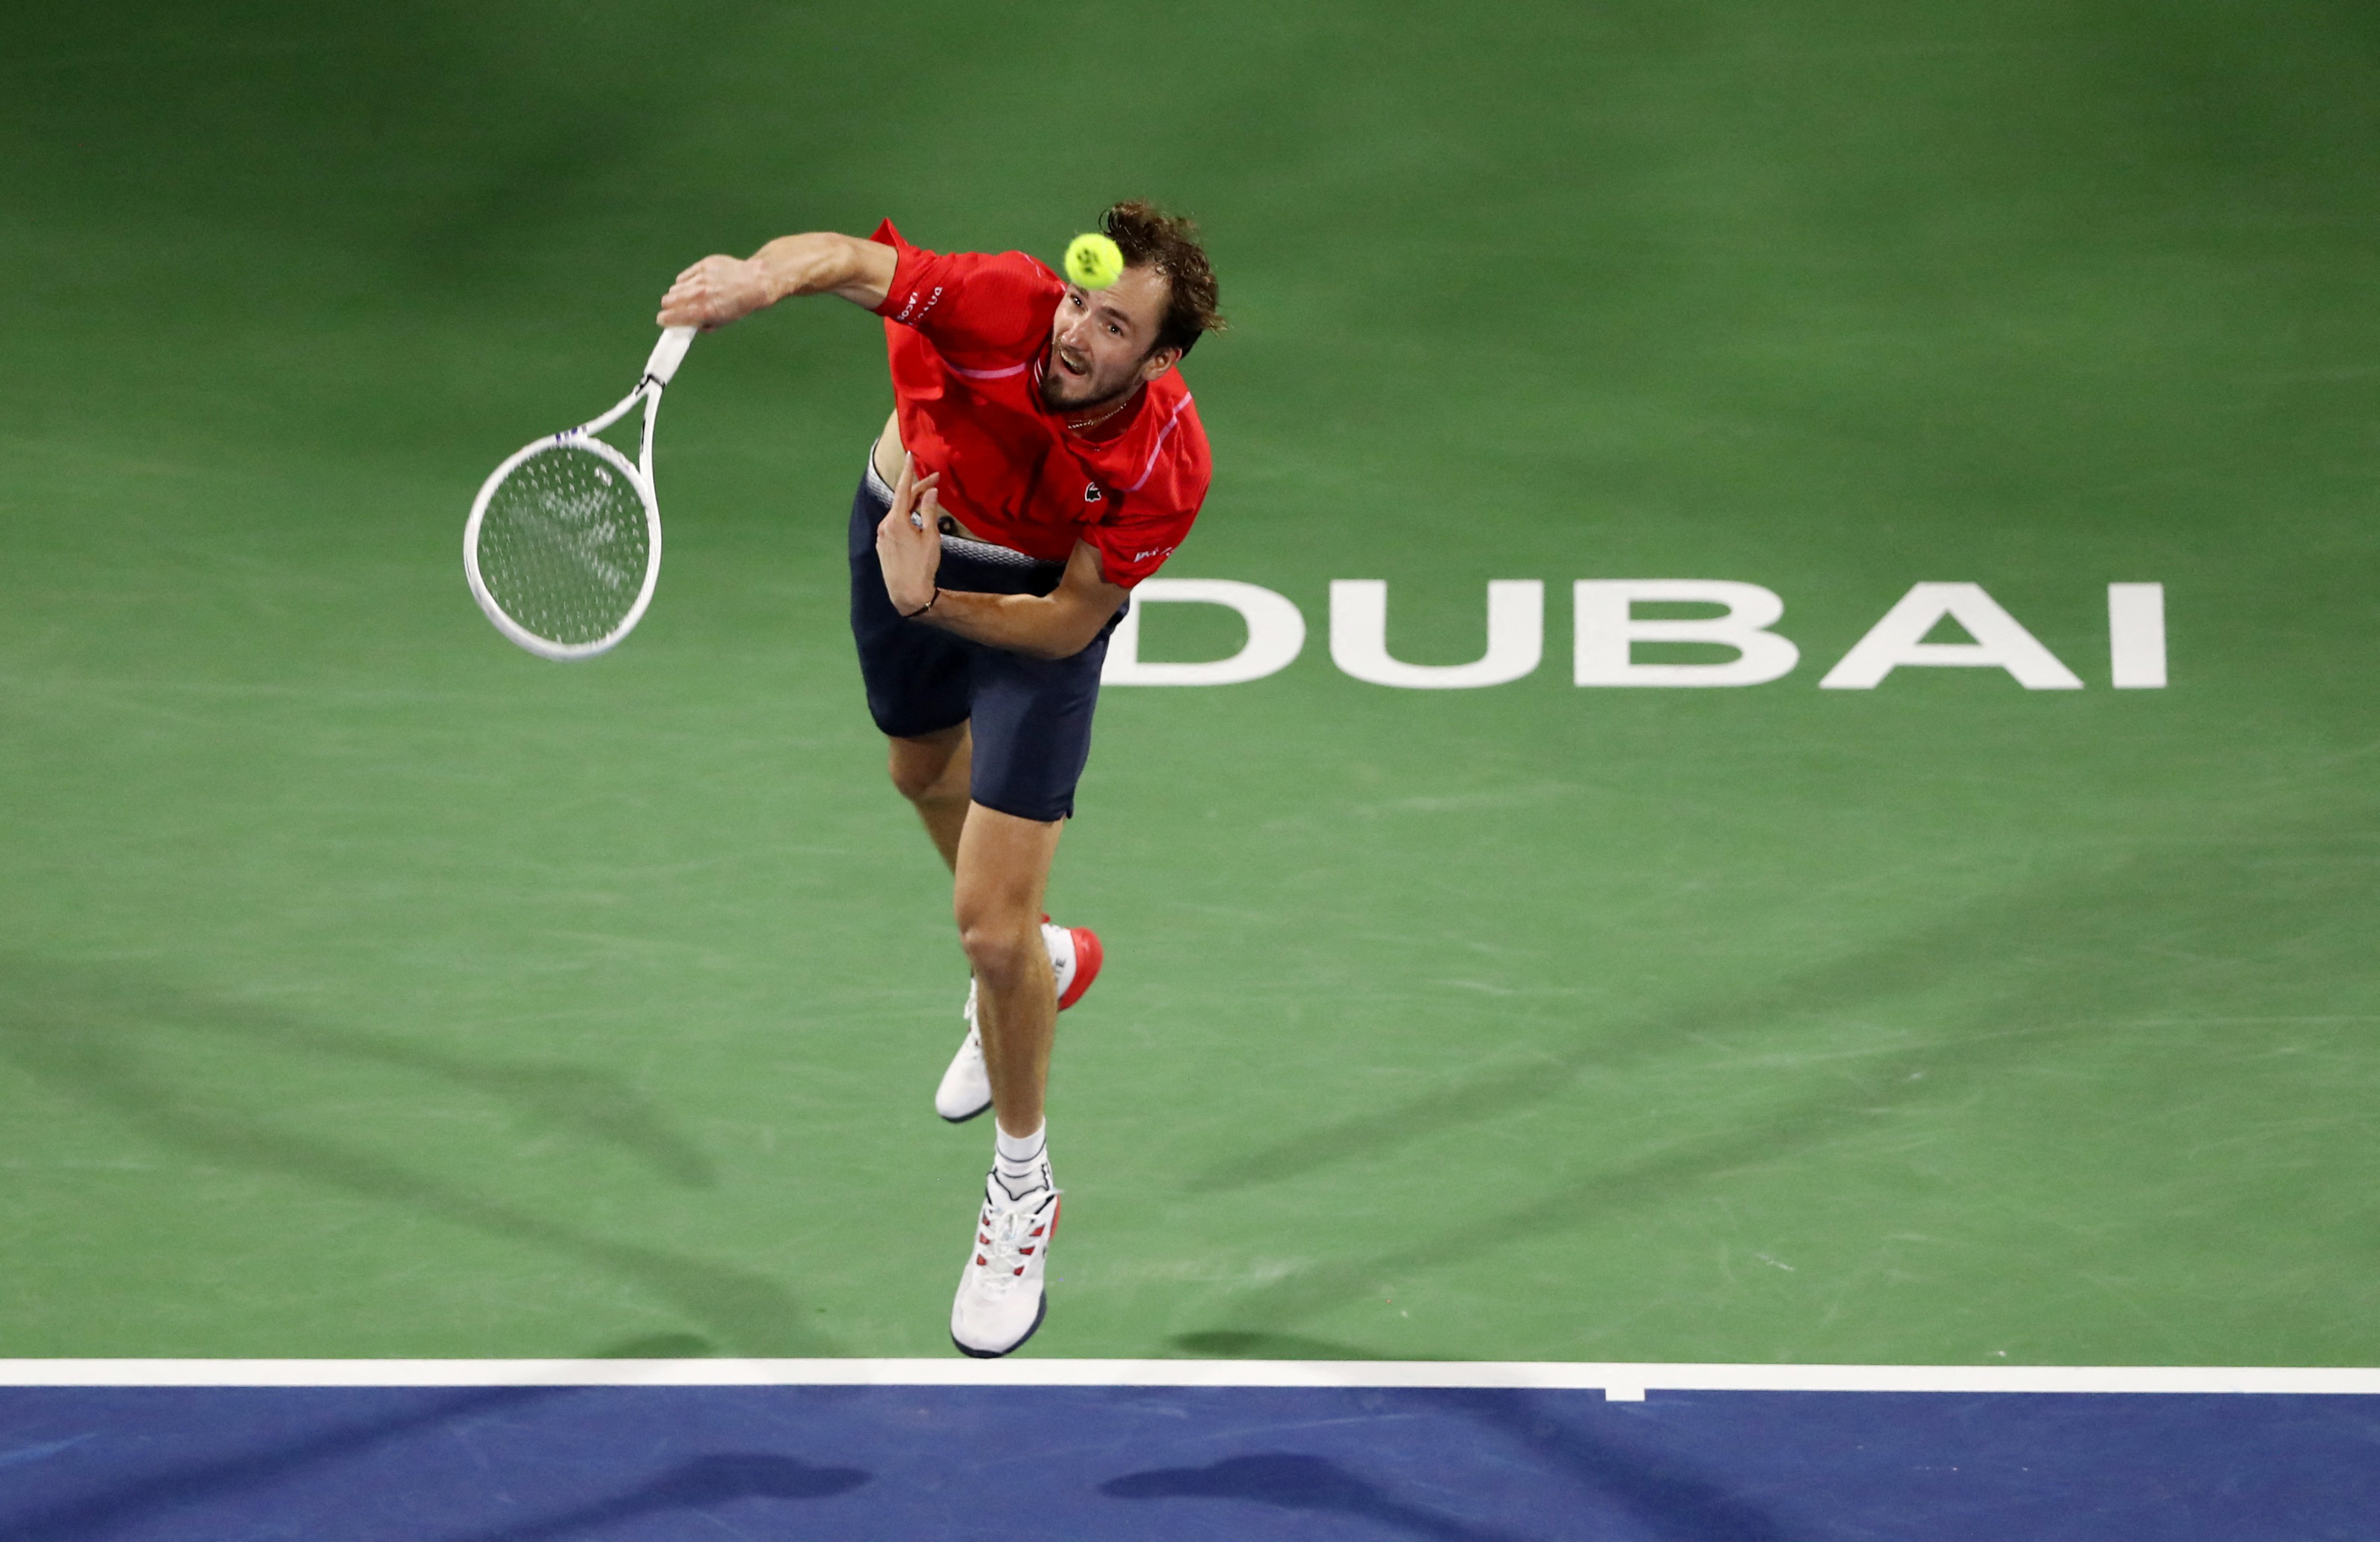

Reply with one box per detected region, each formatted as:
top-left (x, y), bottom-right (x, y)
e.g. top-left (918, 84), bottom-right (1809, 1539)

top-left (825, 233), bottom-right (896, 308)
top-left (1031, 598), bottom-right (1121, 660)
top-left (1016, 633), bottom-right (1090, 662)
top-left (759, 232), bottom-right (889, 307)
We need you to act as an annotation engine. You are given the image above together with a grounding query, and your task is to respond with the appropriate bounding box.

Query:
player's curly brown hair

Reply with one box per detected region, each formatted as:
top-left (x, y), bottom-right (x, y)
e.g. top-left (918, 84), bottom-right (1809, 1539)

top-left (1100, 200), bottom-right (1226, 358)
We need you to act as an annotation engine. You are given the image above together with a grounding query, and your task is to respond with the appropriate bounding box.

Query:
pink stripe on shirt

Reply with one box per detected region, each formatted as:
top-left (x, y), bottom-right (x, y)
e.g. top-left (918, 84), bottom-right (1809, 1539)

top-left (1128, 396), bottom-right (1192, 492)
top-left (946, 360), bottom-right (1033, 381)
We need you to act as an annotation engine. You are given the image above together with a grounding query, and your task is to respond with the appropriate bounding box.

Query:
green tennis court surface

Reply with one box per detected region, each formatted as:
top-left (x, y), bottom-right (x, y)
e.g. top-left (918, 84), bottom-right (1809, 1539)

top-left (2, 0), bottom-right (2375, 1374)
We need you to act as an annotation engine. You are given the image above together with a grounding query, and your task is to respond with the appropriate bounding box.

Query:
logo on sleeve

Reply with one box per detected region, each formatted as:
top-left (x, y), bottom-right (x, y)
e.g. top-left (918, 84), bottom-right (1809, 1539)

top-left (1083, 484), bottom-right (1104, 503)
top-left (894, 285), bottom-right (944, 324)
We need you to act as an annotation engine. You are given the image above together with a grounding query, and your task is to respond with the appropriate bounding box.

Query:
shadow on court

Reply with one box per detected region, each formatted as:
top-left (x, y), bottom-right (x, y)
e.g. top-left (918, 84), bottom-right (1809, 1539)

top-left (0, 1386), bottom-right (561, 1542)
top-left (434, 1452), bottom-right (870, 1542)
top-left (1184, 799), bottom-right (2380, 1336)
top-left (0, 955), bottom-right (829, 1355)
top-left (0, 1377), bottom-right (871, 1542)
top-left (1104, 1377), bottom-right (1810, 1540)
top-left (1421, 1389), bottom-right (1807, 1542)
top-left (1103, 1452), bottom-right (1542, 1542)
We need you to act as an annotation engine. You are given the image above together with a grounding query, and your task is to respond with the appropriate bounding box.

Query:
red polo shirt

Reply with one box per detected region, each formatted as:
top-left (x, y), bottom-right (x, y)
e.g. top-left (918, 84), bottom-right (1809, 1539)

top-left (870, 219), bottom-right (1211, 590)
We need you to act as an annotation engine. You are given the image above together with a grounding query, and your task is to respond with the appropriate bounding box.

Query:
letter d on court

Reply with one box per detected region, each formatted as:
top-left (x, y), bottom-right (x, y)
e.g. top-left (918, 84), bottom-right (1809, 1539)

top-left (1101, 579), bottom-right (1306, 686)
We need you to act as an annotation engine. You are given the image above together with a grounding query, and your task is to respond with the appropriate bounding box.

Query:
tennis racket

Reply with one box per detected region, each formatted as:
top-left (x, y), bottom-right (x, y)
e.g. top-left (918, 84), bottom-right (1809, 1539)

top-left (464, 325), bottom-right (695, 660)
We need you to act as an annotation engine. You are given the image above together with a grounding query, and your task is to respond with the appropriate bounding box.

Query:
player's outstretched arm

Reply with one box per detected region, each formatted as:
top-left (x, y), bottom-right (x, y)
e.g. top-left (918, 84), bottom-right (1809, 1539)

top-left (656, 233), bottom-right (896, 330)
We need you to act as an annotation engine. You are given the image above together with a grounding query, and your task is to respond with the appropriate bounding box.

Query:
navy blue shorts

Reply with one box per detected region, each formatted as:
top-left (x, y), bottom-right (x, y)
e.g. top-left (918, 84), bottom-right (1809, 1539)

top-left (848, 461), bottom-right (1126, 823)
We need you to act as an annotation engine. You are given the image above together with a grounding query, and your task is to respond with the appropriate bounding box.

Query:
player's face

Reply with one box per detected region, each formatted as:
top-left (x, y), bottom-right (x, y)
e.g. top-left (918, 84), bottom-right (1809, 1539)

top-left (1042, 265), bottom-right (1175, 411)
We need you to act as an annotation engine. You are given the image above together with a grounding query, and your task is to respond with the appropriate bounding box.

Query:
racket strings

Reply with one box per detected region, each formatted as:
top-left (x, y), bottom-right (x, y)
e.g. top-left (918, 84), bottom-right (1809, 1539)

top-left (475, 442), bottom-right (651, 648)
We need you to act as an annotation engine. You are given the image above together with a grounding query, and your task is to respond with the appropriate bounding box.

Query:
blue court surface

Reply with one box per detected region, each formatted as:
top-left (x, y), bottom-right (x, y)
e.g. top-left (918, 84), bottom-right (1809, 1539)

top-left (1, 1363), bottom-right (2373, 1540)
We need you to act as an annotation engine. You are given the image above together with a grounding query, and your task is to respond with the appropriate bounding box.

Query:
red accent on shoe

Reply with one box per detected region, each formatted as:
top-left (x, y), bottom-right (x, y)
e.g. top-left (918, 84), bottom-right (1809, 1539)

top-left (1056, 927), bottom-right (1104, 1010)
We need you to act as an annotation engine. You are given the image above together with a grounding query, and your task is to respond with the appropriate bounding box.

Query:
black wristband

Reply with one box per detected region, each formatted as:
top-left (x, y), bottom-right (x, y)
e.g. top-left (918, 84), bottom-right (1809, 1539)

top-left (900, 587), bottom-right (941, 620)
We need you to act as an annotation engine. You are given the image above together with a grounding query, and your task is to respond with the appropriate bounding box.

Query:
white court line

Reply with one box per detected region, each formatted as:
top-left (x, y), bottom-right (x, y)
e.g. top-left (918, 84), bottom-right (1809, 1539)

top-left (0, 1360), bottom-right (2375, 1396)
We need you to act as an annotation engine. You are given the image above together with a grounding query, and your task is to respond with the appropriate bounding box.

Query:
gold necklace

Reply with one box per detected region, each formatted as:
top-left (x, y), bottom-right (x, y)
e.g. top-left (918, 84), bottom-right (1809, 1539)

top-left (1065, 390), bottom-right (1137, 434)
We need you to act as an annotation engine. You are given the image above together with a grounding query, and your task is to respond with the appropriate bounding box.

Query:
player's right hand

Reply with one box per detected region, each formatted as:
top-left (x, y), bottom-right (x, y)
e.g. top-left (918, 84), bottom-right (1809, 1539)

top-left (658, 255), bottom-right (769, 331)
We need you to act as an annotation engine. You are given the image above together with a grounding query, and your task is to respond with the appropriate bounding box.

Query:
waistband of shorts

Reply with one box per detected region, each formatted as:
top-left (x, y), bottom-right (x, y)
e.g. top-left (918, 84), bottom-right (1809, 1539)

top-left (863, 449), bottom-right (896, 505)
top-left (858, 447), bottom-right (1066, 598)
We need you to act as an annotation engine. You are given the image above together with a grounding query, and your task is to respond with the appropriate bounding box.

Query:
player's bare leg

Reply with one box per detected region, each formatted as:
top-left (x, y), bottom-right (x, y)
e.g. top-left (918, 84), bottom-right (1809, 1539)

top-left (953, 802), bottom-right (1062, 1136)
top-left (947, 802), bottom-right (1066, 1356)
top-left (887, 725), bottom-right (972, 872)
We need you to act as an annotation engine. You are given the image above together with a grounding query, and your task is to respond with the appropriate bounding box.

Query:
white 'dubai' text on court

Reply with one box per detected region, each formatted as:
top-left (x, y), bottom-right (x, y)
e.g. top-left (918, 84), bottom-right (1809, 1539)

top-left (1101, 581), bottom-right (2167, 690)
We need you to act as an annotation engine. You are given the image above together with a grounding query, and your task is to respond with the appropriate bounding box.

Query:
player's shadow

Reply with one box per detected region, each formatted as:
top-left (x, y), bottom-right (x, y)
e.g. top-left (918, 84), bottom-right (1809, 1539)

top-left (1101, 1453), bottom-right (1539, 1542)
top-left (1183, 804), bottom-right (2378, 1334)
top-left (0, 953), bottom-right (827, 1356)
top-left (1205, 823), bottom-right (2354, 1192)
top-left (435, 1452), bottom-right (870, 1542)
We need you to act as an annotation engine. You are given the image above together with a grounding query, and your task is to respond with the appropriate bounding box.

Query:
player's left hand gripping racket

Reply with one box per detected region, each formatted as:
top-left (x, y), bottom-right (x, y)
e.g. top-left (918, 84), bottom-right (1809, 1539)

top-left (465, 325), bottom-right (695, 660)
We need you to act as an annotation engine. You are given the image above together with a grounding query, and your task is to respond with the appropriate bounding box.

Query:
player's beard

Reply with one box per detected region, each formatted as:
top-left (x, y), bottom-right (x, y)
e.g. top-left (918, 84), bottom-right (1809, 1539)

top-left (1039, 341), bottom-right (1136, 415)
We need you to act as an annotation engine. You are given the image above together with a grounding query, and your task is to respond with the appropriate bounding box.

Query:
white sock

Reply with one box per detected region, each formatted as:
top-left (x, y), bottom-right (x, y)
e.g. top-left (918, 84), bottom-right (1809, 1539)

top-left (993, 1122), bottom-right (1049, 1199)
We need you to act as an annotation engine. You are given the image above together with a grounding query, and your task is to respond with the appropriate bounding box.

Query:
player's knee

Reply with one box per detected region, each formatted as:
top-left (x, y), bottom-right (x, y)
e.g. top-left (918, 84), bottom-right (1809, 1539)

top-left (886, 745), bottom-right (953, 805)
top-left (885, 758), bottom-right (933, 804)
top-left (956, 912), bottom-right (1037, 986)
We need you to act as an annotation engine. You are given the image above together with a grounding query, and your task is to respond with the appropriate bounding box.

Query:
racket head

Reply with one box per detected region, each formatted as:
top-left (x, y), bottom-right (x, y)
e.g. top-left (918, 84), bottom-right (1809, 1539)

top-left (464, 432), bottom-right (661, 660)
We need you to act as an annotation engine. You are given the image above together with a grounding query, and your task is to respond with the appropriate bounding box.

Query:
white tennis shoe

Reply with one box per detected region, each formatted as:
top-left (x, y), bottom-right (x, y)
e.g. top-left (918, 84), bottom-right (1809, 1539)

top-left (933, 921), bottom-right (1102, 1122)
top-left (950, 1166), bottom-right (1060, 1358)
top-left (935, 983), bottom-right (988, 1122)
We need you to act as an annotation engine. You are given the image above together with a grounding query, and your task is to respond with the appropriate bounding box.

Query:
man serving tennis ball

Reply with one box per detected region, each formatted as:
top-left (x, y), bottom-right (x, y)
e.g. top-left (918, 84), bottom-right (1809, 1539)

top-left (657, 203), bottom-right (1222, 1357)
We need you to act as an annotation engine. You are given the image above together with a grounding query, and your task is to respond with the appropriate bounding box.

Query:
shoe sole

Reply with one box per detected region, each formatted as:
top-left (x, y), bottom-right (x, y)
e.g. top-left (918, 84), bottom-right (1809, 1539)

top-left (940, 1098), bottom-right (991, 1125)
top-left (950, 1288), bottom-right (1048, 1359)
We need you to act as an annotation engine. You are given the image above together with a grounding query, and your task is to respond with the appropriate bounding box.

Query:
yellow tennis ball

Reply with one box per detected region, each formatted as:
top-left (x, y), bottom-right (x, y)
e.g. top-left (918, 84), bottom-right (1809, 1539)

top-left (1064, 232), bottom-right (1125, 290)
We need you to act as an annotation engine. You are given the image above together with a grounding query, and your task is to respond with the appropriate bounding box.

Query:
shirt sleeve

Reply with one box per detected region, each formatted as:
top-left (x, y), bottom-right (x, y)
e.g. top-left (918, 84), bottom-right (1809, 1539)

top-left (870, 218), bottom-right (1060, 368)
top-left (1085, 402), bottom-right (1211, 589)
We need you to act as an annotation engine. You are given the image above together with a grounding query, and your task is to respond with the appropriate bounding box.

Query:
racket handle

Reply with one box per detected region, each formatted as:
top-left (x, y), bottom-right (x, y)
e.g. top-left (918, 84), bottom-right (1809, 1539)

top-left (642, 325), bottom-right (696, 388)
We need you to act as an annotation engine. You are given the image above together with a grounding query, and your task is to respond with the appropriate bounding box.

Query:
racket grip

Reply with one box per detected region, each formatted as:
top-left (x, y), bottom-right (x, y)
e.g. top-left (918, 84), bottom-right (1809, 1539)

top-left (642, 325), bottom-right (696, 388)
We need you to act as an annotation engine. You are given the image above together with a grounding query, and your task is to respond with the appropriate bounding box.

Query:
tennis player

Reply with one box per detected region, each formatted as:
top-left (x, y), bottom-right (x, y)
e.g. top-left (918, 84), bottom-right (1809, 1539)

top-left (657, 203), bottom-right (1221, 1356)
